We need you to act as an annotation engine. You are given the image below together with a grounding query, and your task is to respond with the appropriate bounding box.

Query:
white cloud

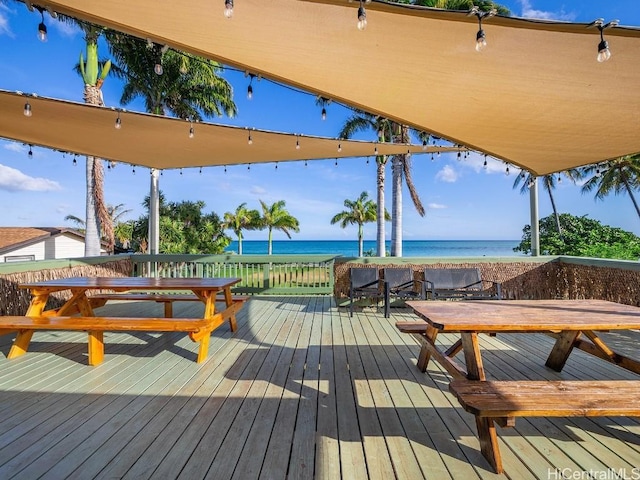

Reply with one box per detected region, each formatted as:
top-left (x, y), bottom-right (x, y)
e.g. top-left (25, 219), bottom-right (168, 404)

top-left (0, 164), bottom-right (61, 192)
top-left (51, 19), bottom-right (81, 38)
top-left (435, 165), bottom-right (458, 183)
top-left (0, 4), bottom-right (13, 37)
top-left (250, 185), bottom-right (267, 196)
top-left (518, 0), bottom-right (576, 22)
top-left (4, 142), bottom-right (24, 153)
top-left (428, 203), bottom-right (447, 210)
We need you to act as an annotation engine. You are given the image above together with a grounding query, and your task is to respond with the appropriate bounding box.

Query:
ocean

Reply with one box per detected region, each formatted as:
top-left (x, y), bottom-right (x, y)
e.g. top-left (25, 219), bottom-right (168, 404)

top-left (226, 240), bottom-right (523, 257)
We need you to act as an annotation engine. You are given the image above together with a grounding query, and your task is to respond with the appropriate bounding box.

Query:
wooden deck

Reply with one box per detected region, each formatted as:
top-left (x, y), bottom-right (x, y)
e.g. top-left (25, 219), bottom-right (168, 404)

top-left (0, 296), bottom-right (639, 479)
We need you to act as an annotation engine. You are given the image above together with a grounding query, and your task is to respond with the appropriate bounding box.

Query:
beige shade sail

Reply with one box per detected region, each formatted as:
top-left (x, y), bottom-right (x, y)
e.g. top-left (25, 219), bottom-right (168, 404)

top-left (16, 0), bottom-right (640, 175)
top-left (3, 91), bottom-right (458, 169)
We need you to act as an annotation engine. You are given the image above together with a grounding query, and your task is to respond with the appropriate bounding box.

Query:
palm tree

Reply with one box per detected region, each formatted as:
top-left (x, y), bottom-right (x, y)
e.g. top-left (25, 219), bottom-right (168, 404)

top-left (65, 203), bottom-right (131, 253)
top-left (340, 113), bottom-right (392, 257)
top-left (258, 200), bottom-right (300, 255)
top-left (106, 33), bottom-right (237, 252)
top-left (339, 112), bottom-right (426, 257)
top-left (513, 169), bottom-right (582, 235)
top-left (580, 155), bottom-right (640, 220)
top-left (55, 13), bottom-right (113, 257)
top-left (222, 203), bottom-right (261, 254)
top-left (331, 191), bottom-right (389, 257)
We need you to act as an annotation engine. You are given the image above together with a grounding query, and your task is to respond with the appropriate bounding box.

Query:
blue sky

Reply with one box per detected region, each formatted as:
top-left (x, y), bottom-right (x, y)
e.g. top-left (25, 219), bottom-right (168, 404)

top-left (0, 0), bottom-right (638, 242)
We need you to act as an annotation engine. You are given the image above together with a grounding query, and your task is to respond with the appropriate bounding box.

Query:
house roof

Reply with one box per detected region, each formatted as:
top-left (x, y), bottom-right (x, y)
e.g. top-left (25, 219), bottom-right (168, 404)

top-left (0, 227), bottom-right (89, 255)
top-left (9, 0), bottom-right (640, 175)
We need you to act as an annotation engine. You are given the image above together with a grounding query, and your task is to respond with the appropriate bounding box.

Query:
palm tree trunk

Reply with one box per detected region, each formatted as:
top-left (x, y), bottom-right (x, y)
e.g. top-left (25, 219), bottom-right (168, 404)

top-left (623, 178), bottom-right (640, 219)
top-left (268, 228), bottom-right (273, 255)
top-left (390, 156), bottom-right (403, 257)
top-left (547, 189), bottom-right (562, 236)
top-left (238, 232), bottom-right (243, 255)
top-left (84, 156), bottom-right (101, 256)
top-left (358, 224), bottom-right (364, 257)
top-left (376, 156), bottom-right (386, 257)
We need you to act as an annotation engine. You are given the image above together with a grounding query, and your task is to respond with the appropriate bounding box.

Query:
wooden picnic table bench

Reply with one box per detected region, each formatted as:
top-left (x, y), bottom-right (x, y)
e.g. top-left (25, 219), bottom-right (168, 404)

top-left (0, 314), bottom-right (219, 366)
top-left (89, 292), bottom-right (249, 318)
top-left (400, 299), bottom-right (640, 474)
top-left (449, 379), bottom-right (640, 473)
top-left (7, 276), bottom-right (247, 366)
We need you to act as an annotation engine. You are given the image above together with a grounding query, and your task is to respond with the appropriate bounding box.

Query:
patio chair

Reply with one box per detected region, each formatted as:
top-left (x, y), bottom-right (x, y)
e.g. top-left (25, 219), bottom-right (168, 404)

top-left (424, 267), bottom-right (502, 301)
top-left (349, 267), bottom-right (380, 317)
top-left (382, 267), bottom-right (425, 318)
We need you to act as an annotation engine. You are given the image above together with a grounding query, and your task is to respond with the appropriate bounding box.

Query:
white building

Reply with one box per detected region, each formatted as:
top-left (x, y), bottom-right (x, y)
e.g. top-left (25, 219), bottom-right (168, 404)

top-left (0, 227), bottom-right (107, 262)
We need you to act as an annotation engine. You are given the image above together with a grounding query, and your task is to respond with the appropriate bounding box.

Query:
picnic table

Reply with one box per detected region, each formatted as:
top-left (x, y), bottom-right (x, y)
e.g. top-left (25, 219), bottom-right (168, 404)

top-left (397, 299), bottom-right (640, 473)
top-left (3, 276), bottom-right (244, 365)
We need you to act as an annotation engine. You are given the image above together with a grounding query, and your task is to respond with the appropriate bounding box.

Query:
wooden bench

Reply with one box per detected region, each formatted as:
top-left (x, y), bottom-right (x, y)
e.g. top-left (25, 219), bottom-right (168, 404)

top-left (0, 313), bottom-right (233, 366)
top-left (449, 379), bottom-right (640, 473)
top-left (90, 293), bottom-right (249, 318)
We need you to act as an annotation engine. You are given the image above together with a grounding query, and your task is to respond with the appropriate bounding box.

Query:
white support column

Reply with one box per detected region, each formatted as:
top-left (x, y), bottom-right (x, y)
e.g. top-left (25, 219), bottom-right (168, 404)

top-left (529, 177), bottom-right (540, 257)
top-left (149, 168), bottom-right (160, 276)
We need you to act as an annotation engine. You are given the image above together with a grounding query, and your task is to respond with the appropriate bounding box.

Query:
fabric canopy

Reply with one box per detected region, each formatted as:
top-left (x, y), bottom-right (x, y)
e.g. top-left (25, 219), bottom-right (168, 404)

top-left (2, 90), bottom-right (456, 169)
top-left (12, 0), bottom-right (640, 174)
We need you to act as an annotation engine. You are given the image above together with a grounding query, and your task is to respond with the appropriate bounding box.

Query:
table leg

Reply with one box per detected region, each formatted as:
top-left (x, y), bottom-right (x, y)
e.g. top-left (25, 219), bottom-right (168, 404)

top-left (222, 287), bottom-right (237, 332)
top-left (417, 325), bottom-right (439, 372)
top-left (460, 333), bottom-right (503, 472)
top-left (546, 330), bottom-right (581, 372)
top-left (7, 330), bottom-right (34, 358)
top-left (88, 331), bottom-right (104, 366)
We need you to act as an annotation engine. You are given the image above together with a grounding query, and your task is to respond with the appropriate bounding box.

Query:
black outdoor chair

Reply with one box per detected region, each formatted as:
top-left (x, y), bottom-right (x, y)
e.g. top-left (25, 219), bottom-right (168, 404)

top-left (382, 267), bottom-right (425, 318)
top-left (349, 267), bottom-right (380, 317)
top-left (424, 267), bottom-right (502, 301)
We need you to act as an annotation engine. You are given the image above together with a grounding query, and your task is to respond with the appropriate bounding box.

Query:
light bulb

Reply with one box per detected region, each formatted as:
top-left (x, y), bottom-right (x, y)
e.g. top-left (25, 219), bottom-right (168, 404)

top-left (154, 63), bottom-right (163, 75)
top-left (321, 108), bottom-right (326, 120)
top-left (475, 29), bottom-right (486, 52)
top-left (28, 146), bottom-right (33, 158)
top-left (224, 0), bottom-right (234, 18)
top-left (597, 40), bottom-right (611, 62)
top-left (37, 22), bottom-right (47, 42)
top-left (338, 143), bottom-right (342, 152)
top-left (296, 139), bottom-right (300, 150)
top-left (189, 126), bottom-right (194, 138)
top-left (24, 101), bottom-right (32, 117)
top-left (357, 6), bottom-right (367, 30)
top-left (247, 84), bottom-right (253, 100)
top-left (374, 146), bottom-right (378, 155)
top-left (422, 140), bottom-right (427, 151)
top-left (115, 116), bottom-right (121, 129)
top-left (248, 133), bottom-right (253, 145)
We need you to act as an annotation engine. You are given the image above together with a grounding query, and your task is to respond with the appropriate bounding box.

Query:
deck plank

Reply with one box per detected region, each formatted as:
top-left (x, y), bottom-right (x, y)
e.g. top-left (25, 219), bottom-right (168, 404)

top-left (0, 298), bottom-right (640, 479)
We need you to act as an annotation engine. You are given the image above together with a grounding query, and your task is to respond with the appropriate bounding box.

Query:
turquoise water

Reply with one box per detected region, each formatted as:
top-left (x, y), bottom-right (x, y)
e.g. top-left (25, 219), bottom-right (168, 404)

top-left (226, 240), bottom-right (523, 257)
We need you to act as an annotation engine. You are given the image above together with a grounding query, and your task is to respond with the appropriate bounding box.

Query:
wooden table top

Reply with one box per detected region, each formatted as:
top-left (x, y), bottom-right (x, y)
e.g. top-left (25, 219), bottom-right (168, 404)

top-left (20, 276), bottom-right (242, 291)
top-left (405, 299), bottom-right (640, 332)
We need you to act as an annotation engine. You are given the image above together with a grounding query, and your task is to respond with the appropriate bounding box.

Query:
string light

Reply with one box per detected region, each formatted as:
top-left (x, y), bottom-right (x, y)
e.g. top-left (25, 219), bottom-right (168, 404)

top-left (275, 162), bottom-right (278, 169)
top-left (224, 165), bottom-right (227, 173)
top-left (73, 156), bottom-right (77, 166)
top-left (505, 165), bottom-right (510, 176)
top-left (431, 153), bottom-right (434, 161)
top-left (189, 122), bottom-right (194, 138)
top-left (593, 19), bottom-right (618, 62)
top-left (28, 145), bottom-right (32, 158)
top-left (247, 74), bottom-right (255, 100)
top-left (248, 132), bottom-right (253, 144)
top-left (357, 0), bottom-right (367, 31)
top-left (338, 143), bottom-right (342, 153)
top-left (305, 160), bottom-right (308, 167)
top-left (374, 145), bottom-right (378, 155)
top-left (470, 6), bottom-right (497, 52)
top-left (132, 166), bottom-right (136, 174)
top-left (199, 167), bottom-right (202, 174)
top-left (224, 0), bottom-right (234, 19)
top-left (321, 107), bottom-right (326, 121)
top-left (180, 168), bottom-right (183, 175)
top-left (115, 110), bottom-right (121, 129)
top-left (247, 164), bottom-right (250, 171)
top-left (483, 154), bottom-right (488, 169)
top-left (35, 7), bottom-right (47, 42)
top-left (335, 159), bottom-right (339, 166)
top-left (422, 140), bottom-right (427, 151)
top-left (296, 136), bottom-right (300, 150)
top-left (23, 100), bottom-right (32, 117)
